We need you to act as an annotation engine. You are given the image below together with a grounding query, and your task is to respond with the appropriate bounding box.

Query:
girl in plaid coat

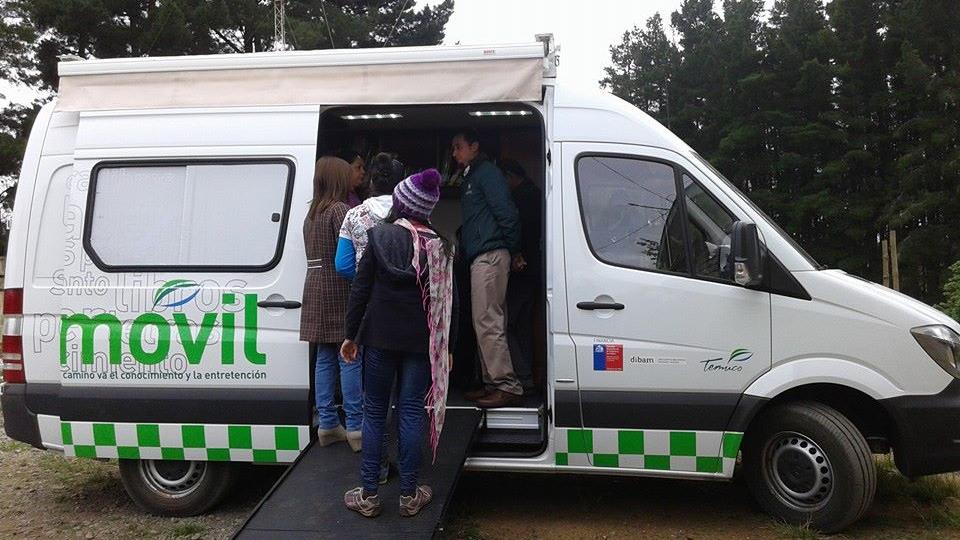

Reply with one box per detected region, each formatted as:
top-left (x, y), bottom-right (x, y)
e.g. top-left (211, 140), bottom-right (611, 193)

top-left (299, 156), bottom-right (363, 451)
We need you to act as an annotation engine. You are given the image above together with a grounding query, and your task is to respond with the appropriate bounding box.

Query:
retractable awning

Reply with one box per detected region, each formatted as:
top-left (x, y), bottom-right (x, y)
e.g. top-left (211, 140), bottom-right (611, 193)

top-left (55, 43), bottom-right (548, 112)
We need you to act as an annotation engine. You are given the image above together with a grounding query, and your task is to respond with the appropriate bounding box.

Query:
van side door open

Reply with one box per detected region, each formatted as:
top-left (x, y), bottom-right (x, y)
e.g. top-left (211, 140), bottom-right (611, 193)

top-left (557, 142), bottom-right (772, 475)
top-left (57, 107), bottom-right (317, 463)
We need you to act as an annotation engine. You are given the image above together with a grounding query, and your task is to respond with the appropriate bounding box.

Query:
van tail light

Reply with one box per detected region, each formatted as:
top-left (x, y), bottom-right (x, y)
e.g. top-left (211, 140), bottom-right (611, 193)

top-left (2, 288), bottom-right (25, 384)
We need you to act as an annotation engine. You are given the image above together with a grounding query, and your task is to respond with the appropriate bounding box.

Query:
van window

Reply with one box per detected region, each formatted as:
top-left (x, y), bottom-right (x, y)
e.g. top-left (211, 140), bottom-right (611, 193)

top-left (681, 174), bottom-right (736, 280)
top-left (576, 156), bottom-right (687, 273)
top-left (86, 161), bottom-right (292, 270)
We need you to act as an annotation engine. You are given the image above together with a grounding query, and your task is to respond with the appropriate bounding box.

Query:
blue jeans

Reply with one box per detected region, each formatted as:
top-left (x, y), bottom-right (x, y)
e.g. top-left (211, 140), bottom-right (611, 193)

top-left (360, 347), bottom-right (431, 496)
top-left (314, 344), bottom-right (362, 432)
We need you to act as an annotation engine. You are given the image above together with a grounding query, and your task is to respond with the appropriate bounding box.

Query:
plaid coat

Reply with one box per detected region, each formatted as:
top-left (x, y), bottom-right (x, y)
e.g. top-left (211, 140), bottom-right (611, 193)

top-left (299, 201), bottom-right (351, 344)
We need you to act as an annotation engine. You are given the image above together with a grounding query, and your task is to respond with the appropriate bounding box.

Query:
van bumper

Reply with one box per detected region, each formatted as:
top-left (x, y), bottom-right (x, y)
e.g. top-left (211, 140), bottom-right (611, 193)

top-left (1, 384), bottom-right (43, 449)
top-left (882, 379), bottom-right (960, 477)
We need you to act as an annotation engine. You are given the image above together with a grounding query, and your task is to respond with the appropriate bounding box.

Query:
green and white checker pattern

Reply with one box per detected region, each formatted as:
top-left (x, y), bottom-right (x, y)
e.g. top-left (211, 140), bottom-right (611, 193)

top-left (60, 421), bottom-right (309, 464)
top-left (554, 427), bottom-right (742, 477)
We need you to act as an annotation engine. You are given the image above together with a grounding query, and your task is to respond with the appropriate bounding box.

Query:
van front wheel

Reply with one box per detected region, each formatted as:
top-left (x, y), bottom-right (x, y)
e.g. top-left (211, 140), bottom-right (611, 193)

top-left (118, 459), bottom-right (234, 516)
top-left (743, 401), bottom-right (876, 533)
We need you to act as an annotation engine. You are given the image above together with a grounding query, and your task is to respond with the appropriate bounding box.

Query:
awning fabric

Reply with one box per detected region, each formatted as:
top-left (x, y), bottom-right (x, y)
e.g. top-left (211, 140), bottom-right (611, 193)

top-left (55, 45), bottom-right (545, 111)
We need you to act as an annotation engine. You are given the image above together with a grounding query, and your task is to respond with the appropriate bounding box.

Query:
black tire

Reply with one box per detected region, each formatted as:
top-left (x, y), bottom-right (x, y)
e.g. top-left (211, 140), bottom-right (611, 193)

top-left (118, 459), bottom-right (234, 517)
top-left (742, 401), bottom-right (876, 533)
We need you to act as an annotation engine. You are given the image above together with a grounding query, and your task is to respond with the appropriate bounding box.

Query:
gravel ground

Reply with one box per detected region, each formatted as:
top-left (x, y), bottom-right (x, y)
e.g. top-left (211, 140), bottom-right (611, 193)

top-left (3, 403), bottom-right (960, 540)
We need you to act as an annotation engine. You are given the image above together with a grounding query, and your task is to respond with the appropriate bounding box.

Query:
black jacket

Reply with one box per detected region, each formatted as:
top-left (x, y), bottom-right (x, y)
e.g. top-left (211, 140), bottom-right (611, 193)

top-left (344, 223), bottom-right (458, 354)
top-left (459, 158), bottom-right (521, 262)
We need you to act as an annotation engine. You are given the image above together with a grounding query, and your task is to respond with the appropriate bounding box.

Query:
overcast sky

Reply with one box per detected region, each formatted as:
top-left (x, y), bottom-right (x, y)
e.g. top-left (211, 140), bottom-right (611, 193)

top-left (1, 0), bottom-right (777, 107)
top-left (428, 0), bottom-right (694, 87)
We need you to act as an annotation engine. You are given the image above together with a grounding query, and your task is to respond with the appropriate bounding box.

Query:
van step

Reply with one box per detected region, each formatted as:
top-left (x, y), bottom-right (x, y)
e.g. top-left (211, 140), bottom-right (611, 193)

top-left (473, 428), bottom-right (545, 455)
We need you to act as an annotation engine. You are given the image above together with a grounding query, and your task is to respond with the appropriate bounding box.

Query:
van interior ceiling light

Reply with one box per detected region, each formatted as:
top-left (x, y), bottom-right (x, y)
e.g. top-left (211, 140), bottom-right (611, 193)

top-left (468, 110), bottom-right (533, 117)
top-left (911, 325), bottom-right (960, 378)
top-left (340, 113), bottom-right (403, 120)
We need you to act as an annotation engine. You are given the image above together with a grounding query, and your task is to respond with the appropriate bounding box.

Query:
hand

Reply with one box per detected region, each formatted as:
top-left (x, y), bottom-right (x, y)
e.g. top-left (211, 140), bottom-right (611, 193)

top-left (512, 254), bottom-right (528, 272)
top-left (341, 340), bottom-right (358, 362)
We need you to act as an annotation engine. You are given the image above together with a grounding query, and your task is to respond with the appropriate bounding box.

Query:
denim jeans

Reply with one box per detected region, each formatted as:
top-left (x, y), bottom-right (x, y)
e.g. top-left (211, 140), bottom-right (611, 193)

top-left (360, 346), bottom-right (431, 496)
top-left (314, 344), bottom-right (362, 432)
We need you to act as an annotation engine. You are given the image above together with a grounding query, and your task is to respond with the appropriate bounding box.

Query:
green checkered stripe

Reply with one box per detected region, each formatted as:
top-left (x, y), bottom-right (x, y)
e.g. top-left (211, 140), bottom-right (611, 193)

top-left (554, 428), bottom-right (742, 476)
top-left (60, 421), bottom-right (309, 463)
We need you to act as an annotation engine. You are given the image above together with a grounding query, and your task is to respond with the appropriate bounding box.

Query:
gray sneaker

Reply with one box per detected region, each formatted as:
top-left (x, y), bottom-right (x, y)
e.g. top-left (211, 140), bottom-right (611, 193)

top-left (344, 487), bottom-right (381, 517)
top-left (399, 485), bottom-right (432, 517)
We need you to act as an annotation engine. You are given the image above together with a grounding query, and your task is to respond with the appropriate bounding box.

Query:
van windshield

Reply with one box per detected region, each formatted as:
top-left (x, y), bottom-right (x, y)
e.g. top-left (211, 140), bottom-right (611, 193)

top-left (690, 152), bottom-right (822, 270)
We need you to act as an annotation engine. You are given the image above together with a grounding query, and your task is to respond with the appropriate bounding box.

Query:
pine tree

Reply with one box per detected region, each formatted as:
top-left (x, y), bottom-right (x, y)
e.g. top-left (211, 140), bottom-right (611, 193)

top-left (600, 13), bottom-right (679, 128)
top-left (821, 0), bottom-right (890, 280)
top-left (670, 0), bottom-right (727, 156)
top-left (884, 0), bottom-right (960, 303)
top-left (713, 0), bottom-right (770, 194)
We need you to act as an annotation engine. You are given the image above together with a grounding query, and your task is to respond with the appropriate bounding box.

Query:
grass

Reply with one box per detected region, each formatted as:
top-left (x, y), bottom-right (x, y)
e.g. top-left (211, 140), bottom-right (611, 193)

top-left (0, 437), bottom-right (29, 452)
top-left (170, 522), bottom-right (206, 538)
top-left (39, 453), bottom-right (121, 496)
top-left (770, 520), bottom-right (823, 540)
top-left (877, 455), bottom-right (960, 506)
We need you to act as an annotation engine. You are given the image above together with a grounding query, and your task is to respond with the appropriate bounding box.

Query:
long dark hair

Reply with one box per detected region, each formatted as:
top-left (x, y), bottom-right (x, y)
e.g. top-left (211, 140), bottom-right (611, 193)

top-left (385, 206), bottom-right (454, 258)
top-left (368, 153), bottom-right (405, 196)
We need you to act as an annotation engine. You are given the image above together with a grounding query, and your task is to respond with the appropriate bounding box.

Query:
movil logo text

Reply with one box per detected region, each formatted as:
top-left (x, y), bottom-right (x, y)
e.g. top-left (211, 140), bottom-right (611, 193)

top-left (59, 280), bottom-right (266, 366)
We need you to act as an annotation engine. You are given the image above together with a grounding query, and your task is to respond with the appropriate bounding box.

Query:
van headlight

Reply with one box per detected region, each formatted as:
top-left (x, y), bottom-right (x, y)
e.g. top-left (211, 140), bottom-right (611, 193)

top-left (911, 325), bottom-right (960, 378)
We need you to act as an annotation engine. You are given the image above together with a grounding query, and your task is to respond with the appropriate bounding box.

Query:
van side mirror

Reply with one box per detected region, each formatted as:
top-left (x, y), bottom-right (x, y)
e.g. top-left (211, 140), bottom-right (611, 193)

top-left (730, 221), bottom-right (764, 287)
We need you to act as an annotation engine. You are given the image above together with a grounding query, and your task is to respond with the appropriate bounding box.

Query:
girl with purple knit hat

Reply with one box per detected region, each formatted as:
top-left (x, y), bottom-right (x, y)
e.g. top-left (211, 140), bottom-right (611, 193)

top-left (341, 169), bottom-right (458, 518)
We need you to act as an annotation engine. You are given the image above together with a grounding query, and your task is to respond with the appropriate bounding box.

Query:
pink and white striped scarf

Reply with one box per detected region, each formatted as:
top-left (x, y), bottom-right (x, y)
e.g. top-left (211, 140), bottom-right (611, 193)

top-left (395, 218), bottom-right (454, 463)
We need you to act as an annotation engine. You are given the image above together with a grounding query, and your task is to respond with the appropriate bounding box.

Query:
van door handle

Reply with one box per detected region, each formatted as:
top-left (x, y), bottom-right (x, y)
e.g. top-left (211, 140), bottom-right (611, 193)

top-left (576, 301), bottom-right (625, 310)
top-left (257, 300), bottom-right (302, 309)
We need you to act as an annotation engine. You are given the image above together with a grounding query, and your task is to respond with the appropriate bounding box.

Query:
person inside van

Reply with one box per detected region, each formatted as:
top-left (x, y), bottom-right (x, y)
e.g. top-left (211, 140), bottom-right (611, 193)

top-left (299, 156), bottom-right (363, 452)
top-left (500, 159), bottom-right (541, 393)
top-left (335, 153), bottom-right (406, 280)
top-left (338, 148), bottom-right (367, 207)
top-left (453, 129), bottom-right (524, 408)
top-left (341, 169), bottom-right (458, 518)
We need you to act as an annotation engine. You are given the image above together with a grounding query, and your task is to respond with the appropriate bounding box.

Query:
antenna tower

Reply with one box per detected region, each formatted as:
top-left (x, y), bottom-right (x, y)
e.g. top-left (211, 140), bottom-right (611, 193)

top-left (274, 0), bottom-right (286, 51)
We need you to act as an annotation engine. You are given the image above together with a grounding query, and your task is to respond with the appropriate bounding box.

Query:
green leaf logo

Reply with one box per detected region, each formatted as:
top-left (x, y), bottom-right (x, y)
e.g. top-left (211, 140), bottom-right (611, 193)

top-left (152, 279), bottom-right (201, 310)
top-left (729, 348), bottom-right (753, 363)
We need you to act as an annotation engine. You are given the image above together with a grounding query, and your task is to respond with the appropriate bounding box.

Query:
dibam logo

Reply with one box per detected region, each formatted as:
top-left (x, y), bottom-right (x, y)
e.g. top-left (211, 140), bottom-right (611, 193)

top-left (152, 279), bottom-right (201, 309)
top-left (60, 281), bottom-right (266, 367)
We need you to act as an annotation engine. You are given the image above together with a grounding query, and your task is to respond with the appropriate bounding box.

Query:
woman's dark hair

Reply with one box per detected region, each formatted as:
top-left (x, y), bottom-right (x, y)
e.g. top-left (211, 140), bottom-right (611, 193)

top-left (453, 127), bottom-right (481, 147)
top-left (368, 153), bottom-right (405, 196)
top-left (336, 148), bottom-right (362, 165)
top-left (385, 206), bottom-right (454, 258)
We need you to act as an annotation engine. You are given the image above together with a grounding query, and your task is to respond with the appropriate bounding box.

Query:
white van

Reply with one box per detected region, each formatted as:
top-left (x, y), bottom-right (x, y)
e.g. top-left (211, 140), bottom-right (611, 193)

top-left (3, 36), bottom-right (960, 532)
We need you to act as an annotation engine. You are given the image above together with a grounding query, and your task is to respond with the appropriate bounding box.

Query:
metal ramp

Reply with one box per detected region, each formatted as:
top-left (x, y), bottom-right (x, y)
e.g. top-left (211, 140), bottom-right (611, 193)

top-left (233, 408), bottom-right (482, 539)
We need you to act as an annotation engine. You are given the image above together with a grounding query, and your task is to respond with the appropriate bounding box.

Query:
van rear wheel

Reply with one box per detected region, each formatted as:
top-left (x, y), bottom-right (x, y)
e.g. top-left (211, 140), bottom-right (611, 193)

top-left (118, 459), bottom-right (234, 516)
top-left (743, 401), bottom-right (876, 533)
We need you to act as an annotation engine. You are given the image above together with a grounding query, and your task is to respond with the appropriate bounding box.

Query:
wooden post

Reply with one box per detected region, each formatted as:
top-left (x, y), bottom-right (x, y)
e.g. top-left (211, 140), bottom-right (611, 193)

top-left (881, 237), bottom-right (890, 288)
top-left (890, 229), bottom-right (901, 291)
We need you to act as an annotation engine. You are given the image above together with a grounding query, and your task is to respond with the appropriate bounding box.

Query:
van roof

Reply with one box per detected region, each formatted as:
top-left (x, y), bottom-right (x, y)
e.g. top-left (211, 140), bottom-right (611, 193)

top-left (554, 83), bottom-right (692, 153)
top-left (55, 42), bottom-right (550, 112)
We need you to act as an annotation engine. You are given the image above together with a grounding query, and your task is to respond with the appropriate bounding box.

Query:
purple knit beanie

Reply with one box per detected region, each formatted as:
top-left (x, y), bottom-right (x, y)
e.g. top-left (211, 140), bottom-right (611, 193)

top-left (393, 168), bottom-right (441, 221)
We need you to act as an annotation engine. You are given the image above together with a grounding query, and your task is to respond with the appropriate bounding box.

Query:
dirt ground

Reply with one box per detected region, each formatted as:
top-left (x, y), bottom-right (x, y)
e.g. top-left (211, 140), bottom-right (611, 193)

top-left (2, 406), bottom-right (959, 540)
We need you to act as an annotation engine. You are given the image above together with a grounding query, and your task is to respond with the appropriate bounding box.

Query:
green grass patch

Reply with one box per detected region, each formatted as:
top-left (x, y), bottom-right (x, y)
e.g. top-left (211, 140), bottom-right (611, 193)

top-left (170, 522), bottom-right (206, 538)
top-left (877, 455), bottom-right (960, 505)
top-left (0, 437), bottom-right (30, 452)
top-left (39, 453), bottom-right (120, 497)
top-left (770, 520), bottom-right (822, 540)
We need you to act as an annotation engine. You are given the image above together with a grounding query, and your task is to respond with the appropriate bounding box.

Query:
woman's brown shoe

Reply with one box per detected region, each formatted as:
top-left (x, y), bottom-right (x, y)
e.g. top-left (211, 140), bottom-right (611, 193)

top-left (475, 389), bottom-right (521, 408)
top-left (463, 387), bottom-right (490, 401)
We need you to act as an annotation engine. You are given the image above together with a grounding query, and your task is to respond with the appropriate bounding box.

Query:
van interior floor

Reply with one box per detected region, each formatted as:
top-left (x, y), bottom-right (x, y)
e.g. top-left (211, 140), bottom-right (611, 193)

top-left (232, 408), bottom-right (482, 540)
